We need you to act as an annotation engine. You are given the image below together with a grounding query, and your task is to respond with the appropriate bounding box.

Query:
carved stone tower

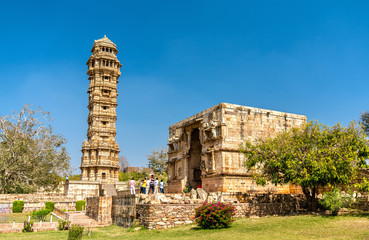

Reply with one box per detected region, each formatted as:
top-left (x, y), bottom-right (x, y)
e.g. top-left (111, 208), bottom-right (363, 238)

top-left (80, 36), bottom-right (122, 182)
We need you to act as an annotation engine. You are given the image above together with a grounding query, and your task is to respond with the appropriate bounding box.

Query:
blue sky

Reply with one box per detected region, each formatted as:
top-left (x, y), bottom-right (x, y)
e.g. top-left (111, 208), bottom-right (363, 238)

top-left (1, 1), bottom-right (369, 173)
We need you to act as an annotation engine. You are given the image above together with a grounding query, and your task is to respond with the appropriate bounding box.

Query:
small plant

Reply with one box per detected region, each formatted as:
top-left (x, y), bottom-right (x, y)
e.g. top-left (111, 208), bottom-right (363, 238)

top-left (319, 188), bottom-right (355, 216)
top-left (68, 224), bottom-right (84, 240)
top-left (31, 209), bottom-right (51, 221)
top-left (75, 200), bottom-right (86, 211)
top-left (195, 201), bottom-right (236, 229)
top-left (13, 200), bottom-right (25, 213)
top-left (58, 219), bottom-right (70, 230)
top-left (183, 185), bottom-right (192, 193)
top-left (45, 201), bottom-right (55, 212)
top-left (22, 220), bottom-right (34, 232)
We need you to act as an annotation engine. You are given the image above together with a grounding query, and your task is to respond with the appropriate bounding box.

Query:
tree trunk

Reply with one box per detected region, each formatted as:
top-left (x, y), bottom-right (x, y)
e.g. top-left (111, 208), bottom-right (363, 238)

top-left (302, 186), bottom-right (317, 211)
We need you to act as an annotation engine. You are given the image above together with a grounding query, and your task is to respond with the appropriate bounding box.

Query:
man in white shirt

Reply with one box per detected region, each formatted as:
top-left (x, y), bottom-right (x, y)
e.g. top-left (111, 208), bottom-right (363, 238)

top-left (129, 178), bottom-right (136, 195)
top-left (154, 177), bottom-right (159, 194)
top-left (146, 178), bottom-right (151, 195)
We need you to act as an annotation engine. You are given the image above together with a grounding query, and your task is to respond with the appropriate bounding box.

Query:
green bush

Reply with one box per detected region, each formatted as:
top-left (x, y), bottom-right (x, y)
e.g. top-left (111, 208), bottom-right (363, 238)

top-left (22, 220), bottom-right (34, 232)
top-left (45, 201), bottom-right (55, 212)
top-left (31, 209), bottom-right (51, 221)
top-left (319, 188), bottom-right (355, 216)
top-left (12, 200), bottom-right (25, 213)
top-left (195, 201), bottom-right (236, 229)
top-left (68, 224), bottom-right (84, 240)
top-left (58, 219), bottom-right (70, 230)
top-left (75, 200), bottom-right (86, 211)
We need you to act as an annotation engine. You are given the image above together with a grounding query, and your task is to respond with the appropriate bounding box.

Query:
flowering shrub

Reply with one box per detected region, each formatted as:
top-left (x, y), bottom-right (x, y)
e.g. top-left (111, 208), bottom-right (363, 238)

top-left (195, 201), bottom-right (236, 229)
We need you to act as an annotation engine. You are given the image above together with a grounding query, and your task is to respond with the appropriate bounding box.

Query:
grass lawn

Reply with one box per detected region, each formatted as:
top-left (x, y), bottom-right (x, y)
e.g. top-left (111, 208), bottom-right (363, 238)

top-left (0, 213), bottom-right (58, 224)
top-left (1, 214), bottom-right (369, 240)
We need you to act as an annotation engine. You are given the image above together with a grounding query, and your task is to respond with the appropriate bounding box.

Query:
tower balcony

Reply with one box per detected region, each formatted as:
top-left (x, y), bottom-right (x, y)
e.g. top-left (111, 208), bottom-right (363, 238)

top-left (87, 66), bottom-right (121, 76)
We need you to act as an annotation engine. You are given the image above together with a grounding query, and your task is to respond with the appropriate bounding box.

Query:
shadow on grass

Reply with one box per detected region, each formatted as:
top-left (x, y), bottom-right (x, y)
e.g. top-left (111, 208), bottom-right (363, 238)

top-left (315, 212), bottom-right (369, 219)
top-left (190, 226), bottom-right (232, 231)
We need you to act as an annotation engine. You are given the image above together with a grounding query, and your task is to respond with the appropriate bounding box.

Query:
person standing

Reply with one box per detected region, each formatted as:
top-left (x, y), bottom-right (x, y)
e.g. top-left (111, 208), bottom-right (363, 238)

top-left (146, 178), bottom-right (151, 195)
top-left (142, 178), bottom-right (147, 194)
top-left (129, 178), bottom-right (136, 195)
top-left (160, 179), bottom-right (164, 193)
top-left (139, 180), bottom-right (143, 194)
top-left (154, 177), bottom-right (159, 194)
top-left (149, 175), bottom-right (155, 194)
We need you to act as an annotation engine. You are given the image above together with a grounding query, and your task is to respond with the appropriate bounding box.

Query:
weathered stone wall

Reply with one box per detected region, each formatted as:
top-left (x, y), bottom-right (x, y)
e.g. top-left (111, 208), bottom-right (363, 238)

top-left (167, 102), bottom-right (306, 193)
top-left (112, 195), bottom-right (136, 228)
top-left (135, 193), bottom-right (308, 230)
top-left (86, 196), bottom-right (112, 225)
top-left (64, 180), bottom-right (100, 200)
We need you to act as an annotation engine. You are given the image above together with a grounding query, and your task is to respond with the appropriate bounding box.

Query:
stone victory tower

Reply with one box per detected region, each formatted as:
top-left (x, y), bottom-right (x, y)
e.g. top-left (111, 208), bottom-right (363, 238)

top-left (80, 36), bottom-right (122, 182)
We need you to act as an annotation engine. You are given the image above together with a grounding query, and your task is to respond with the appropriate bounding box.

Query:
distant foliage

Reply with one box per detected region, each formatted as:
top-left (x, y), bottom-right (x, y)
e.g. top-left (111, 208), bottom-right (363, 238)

top-left (45, 201), bottom-right (55, 212)
top-left (75, 200), bottom-right (86, 211)
top-left (68, 175), bottom-right (81, 181)
top-left (31, 209), bottom-right (51, 221)
top-left (119, 155), bottom-right (129, 172)
top-left (119, 171), bottom-right (148, 182)
top-left (147, 147), bottom-right (168, 175)
top-left (319, 188), bottom-right (355, 216)
top-left (12, 200), bottom-right (25, 213)
top-left (58, 219), bottom-right (70, 230)
top-left (360, 111), bottom-right (369, 135)
top-left (195, 202), bottom-right (236, 229)
top-left (22, 220), bottom-right (34, 233)
top-left (68, 224), bottom-right (84, 240)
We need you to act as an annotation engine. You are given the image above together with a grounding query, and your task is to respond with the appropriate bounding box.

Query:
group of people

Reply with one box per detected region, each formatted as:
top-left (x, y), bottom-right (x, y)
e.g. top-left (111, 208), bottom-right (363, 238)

top-left (129, 175), bottom-right (165, 195)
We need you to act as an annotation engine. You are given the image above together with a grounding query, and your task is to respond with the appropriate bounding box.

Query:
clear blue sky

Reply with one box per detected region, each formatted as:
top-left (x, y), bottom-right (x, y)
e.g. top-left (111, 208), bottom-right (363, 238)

top-left (1, 1), bottom-right (368, 173)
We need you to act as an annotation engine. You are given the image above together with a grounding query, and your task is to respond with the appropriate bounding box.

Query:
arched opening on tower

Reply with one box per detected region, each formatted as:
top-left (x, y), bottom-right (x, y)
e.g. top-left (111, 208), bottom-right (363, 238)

top-left (188, 128), bottom-right (202, 188)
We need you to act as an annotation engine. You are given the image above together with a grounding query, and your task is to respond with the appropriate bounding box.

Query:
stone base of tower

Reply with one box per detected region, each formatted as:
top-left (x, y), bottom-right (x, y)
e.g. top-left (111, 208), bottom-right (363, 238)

top-left (81, 167), bottom-right (119, 182)
top-left (64, 180), bottom-right (129, 199)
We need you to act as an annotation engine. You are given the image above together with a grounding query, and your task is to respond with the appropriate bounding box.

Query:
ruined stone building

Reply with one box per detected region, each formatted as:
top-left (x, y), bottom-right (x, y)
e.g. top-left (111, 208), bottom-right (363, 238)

top-left (80, 36), bottom-right (122, 182)
top-left (167, 103), bottom-right (306, 193)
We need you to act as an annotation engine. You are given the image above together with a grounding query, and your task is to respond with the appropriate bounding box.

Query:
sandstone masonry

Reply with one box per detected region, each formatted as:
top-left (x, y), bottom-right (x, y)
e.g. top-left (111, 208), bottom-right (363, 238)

top-left (81, 36), bottom-right (122, 182)
top-left (167, 103), bottom-right (307, 193)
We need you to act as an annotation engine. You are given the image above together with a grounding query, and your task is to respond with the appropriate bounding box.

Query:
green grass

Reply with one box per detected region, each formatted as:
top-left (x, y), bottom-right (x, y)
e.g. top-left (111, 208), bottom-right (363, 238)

top-left (1, 214), bottom-right (369, 240)
top-left (0, 213), bottom-right (58, 223)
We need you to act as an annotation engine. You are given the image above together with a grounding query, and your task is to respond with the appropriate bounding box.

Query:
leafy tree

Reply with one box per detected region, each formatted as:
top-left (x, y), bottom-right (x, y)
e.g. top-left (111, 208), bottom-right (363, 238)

top-left (0, 105), bottom-right (72, 193)
top-left (147, 147), bottom-right (168, 175)
top-left (118, 171), bottom-right (148, 181)
top-left (241, 121), bottom-right (369, 209)
top-left (119, 155), bottom-right (129, 172)
top-left (68, 174), bottom-right (81, 181)
top-left (360, 111), bottom-right (369, 135)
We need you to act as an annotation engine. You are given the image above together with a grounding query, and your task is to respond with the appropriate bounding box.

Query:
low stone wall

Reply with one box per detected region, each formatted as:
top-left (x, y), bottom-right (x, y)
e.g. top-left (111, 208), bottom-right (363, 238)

top-left (136, 204), bottom-right (196, 229)
top-left (0, 222), bottom-right (58, 233)
top-left (0, 201), bottom-right (76, 213)
top-left (0, 193), bottom-right (75, 202)
top-left (135, 194), bottom-right (308, 230)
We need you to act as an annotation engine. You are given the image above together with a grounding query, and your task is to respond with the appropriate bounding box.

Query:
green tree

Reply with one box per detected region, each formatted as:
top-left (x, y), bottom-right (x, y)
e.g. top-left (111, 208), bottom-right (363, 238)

top-left (147, 147), bottom-right (168, 175)
top-left (0, 105), bottom-right (72, 193)
top-left (241, 121), bottom-right (369, 209)
top-left (360, 111), bottom-right (369, 135)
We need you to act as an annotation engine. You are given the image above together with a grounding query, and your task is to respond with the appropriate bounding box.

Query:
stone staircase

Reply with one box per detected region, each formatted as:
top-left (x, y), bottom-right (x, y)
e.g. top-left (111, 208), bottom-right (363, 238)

top-left (68, 212), bottom-right (102, 227)
top-left (100, 184), bottom-right (117, 196)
